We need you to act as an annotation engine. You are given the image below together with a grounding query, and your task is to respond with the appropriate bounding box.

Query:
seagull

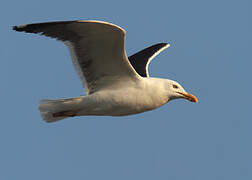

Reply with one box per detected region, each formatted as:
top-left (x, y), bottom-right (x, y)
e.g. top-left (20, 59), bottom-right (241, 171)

top-left (13, 20), bottom-right (198, 123)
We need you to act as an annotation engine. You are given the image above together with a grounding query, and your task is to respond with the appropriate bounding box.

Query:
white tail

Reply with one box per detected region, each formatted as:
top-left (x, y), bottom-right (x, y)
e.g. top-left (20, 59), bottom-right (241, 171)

top-left (38, 99), bottom-right (70, 123)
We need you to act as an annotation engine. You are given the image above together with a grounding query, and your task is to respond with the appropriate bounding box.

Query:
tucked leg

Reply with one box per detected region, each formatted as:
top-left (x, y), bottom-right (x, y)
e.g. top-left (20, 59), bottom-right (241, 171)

top-left (53, 110), bottom-right (77, 117)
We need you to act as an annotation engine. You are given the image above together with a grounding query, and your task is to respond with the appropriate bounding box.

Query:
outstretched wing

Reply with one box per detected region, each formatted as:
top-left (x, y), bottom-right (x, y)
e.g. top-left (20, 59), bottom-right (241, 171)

top-left (13, 20), bottom-right (140, 94)
top-left (128, 43), bottom-right (170, 77)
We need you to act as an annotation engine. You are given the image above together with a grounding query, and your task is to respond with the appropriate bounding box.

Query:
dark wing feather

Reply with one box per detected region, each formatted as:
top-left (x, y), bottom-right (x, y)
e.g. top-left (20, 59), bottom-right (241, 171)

top-left (13, 21), bottom-right (80, 41)
top-left (128, 43), bottom-right (170, 77)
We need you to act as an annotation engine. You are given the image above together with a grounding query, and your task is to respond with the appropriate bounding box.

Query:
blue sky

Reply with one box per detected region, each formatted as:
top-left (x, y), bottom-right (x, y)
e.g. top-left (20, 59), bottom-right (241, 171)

top-left (1, 0), bottom-right (251, 179)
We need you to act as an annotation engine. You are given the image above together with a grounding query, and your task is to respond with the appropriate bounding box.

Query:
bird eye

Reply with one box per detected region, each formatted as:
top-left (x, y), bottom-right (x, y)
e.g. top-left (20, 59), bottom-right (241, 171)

top-left (173, 84), bottom-right (179, 89)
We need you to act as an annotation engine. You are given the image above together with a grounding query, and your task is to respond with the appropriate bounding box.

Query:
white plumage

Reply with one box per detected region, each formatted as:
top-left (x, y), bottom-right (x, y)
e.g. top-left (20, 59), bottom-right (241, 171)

top-left (13, 20), bottom-right (197, 123)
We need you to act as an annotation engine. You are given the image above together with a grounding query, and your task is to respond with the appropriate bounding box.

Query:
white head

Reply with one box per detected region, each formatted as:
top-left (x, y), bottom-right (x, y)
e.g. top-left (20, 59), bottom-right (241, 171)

top-left (165, 79), bottom-right (198, 103)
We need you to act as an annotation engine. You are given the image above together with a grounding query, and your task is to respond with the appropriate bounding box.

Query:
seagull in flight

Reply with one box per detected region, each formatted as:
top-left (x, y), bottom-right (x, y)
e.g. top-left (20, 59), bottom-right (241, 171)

top-left (13, 20), bottom-right (198, 123)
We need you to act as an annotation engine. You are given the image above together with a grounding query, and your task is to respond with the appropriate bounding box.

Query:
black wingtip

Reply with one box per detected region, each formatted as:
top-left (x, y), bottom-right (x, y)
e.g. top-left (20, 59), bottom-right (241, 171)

top-left (13, 25), bottom-right (23, 31)
top-left (12, 26), bottom-right (18, 31)
top-left (13, 24), bottom-right (30, 32)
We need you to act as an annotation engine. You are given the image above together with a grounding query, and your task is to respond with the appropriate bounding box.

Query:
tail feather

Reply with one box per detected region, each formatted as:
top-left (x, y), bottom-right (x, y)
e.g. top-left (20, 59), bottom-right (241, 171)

top-left (38, 99), bottom-right (70, 123)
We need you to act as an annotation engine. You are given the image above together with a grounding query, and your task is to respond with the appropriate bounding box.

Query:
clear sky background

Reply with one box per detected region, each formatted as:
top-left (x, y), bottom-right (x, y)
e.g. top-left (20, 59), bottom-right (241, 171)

top-left (1, 0), bottom-right (251, 179)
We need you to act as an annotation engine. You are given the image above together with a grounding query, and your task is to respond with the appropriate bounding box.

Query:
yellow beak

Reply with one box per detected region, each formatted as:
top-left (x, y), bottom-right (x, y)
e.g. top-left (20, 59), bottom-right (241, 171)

top-left (177, 92), bottom-right (198, 103)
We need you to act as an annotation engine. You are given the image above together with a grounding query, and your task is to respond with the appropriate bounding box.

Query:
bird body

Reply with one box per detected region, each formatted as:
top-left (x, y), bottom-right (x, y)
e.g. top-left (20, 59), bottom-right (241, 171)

top-left (39, 78), bottom-right (171, 122)
top-left (13, 20), bottom-right (197, 123)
